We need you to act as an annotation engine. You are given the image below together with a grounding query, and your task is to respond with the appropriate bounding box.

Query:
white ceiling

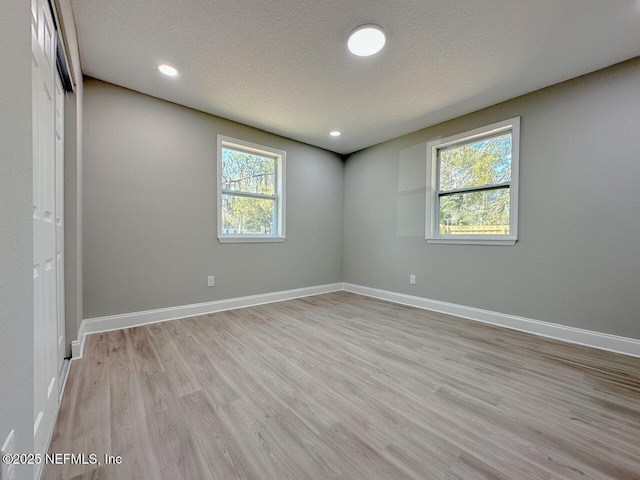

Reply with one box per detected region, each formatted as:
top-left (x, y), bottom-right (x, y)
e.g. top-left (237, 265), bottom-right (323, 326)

top-left (71, 0), bottom-right (640, 155)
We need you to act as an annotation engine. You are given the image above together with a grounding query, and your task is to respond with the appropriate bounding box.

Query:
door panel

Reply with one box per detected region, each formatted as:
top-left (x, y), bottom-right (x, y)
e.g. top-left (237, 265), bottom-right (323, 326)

top-left (32, 0), bottom-right (60, 468)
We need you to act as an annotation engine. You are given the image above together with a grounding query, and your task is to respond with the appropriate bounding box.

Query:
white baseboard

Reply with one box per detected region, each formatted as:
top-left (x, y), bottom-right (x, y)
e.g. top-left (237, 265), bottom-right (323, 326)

top-left (71, 338), bottom-right (83, 359)
top-left (72, 320), bottom-right (88, 359)
top-left (72, 281), bottom-right (640, 360)
top-left (343, 283), bottom-right (640, 358)
top-left (72, 283), bottom-right (343, 359)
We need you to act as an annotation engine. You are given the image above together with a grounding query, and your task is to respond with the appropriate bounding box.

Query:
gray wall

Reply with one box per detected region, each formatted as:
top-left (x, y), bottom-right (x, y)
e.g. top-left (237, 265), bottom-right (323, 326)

top-left (0, 0), bottom-right (35, 477)
top-left (83, 78), bottom-right (344, 319)
top-left (344, 57), bottom-right (640, 339)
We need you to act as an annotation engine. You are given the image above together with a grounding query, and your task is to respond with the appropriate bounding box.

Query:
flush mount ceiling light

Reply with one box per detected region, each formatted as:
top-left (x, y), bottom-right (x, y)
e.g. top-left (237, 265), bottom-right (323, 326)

top-left (158, 64), bottom-right (178, 77)
top-left (347, 24), bottom-right (386, 56)
top-left (330, 131), bottom-right (341, 137)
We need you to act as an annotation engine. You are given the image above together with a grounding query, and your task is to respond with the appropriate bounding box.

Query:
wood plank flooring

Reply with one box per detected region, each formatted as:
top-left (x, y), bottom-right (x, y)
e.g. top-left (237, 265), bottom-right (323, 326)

top-left (43, 291), bottom-right (640, 479)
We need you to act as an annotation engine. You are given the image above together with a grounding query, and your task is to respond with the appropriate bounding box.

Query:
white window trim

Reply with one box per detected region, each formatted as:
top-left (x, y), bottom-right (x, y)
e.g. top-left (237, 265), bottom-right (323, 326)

top-left (425, 117), bottom-right (520, 246)
top-left (217, 135), bottom-right (286, 243)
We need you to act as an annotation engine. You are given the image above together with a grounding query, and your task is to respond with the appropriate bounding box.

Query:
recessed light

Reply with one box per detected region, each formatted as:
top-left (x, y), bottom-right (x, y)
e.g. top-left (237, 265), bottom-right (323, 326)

top-left (330, 131), bottom-right (341, 137)
top-left (158, 64), bottom-right (178, 77)
top-left (348, 25), bottom-right (386, 57)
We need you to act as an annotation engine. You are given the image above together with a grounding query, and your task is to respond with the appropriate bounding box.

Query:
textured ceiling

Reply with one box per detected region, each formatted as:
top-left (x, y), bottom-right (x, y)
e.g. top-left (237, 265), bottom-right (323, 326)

top-left (71, 0), bottom-right (640, 154)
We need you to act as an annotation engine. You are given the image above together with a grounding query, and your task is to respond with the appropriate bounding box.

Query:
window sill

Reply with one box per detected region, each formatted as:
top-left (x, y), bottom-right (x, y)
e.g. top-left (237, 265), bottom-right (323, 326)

top-left (426, 237), bottom-right (516, 246)
top-left (218, 236), bottom-right (286, 244)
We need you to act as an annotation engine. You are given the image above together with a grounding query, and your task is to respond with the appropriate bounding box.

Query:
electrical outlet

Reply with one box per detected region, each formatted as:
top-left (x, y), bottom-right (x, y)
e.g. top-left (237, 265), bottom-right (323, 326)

top-left (1, 430), bottom-right (16, 480)
top-left (207, 275), bottom-right (215, 287)
top-left (409, 274), bottom-right (416, 285)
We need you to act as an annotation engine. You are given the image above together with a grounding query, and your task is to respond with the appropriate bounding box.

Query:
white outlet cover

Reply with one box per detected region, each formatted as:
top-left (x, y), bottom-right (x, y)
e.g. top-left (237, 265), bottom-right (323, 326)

top-left (409, 274), bottom-right (416, 285)
top-left (207, 275), bottom-right (215, 287)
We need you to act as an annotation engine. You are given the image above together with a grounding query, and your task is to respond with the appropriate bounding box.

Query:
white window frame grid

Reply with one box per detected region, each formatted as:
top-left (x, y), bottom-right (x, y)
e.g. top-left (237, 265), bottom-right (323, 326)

top-left (217, 135), bottom-right (286, 243)
top-left (425, 117), bottom-right (520, 245)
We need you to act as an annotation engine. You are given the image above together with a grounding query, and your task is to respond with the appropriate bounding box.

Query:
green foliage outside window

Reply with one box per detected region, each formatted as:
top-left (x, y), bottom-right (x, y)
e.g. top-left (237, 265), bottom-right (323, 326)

top-left (221, 149), bottom-right (276, 235)
top-left (438, 133), bottom-right (511, 234)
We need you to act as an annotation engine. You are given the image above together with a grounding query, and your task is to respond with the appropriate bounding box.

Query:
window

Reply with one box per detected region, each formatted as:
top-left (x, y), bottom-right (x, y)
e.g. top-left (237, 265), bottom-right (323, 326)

top-left (426, 117), bottom-right (520, 245)
top-left (217, 136), bottom-right (286, 243)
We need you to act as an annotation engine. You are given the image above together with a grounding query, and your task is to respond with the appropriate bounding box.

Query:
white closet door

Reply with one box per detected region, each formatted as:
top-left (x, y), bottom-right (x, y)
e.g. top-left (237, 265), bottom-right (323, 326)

top-left (32, 0), bottom-right (60, 466)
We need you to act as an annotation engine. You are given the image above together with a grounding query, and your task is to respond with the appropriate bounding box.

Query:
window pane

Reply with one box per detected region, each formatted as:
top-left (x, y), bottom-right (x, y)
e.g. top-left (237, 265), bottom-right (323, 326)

top-left (221, 193), bottom-right (275, 235)
top-left (439, 188), bottom-right (510, 235)
top-left (439, 133), bottom-right (511, 191)
top-left (222, 148), bottom-right (275, 195)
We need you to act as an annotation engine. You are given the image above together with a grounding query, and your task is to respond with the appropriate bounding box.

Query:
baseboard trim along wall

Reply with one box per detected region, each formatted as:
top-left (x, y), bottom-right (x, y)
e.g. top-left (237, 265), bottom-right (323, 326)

top-left (72, 282), bottom-right (640, 360)
top-left (71, 283), bottom-right (344, 359)
top-left (343, 283), bottom-right (640, 358)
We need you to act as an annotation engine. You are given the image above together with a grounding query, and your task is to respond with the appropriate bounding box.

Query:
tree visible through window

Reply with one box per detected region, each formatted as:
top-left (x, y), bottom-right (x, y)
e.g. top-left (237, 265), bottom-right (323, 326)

top-left (222, 150), bottom-right (275, 234)
top-left (217, 136), bottom-right (286, 242)
top-left (439, 133), bottom-right (511, 234)
top-left (426, 118), bottom-right (520, 244)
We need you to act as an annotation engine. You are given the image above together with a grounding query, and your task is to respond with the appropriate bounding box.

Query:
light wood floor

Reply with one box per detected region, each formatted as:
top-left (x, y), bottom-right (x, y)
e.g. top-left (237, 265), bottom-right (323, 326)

top-left (44, 292), bottom-right (640, 480)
